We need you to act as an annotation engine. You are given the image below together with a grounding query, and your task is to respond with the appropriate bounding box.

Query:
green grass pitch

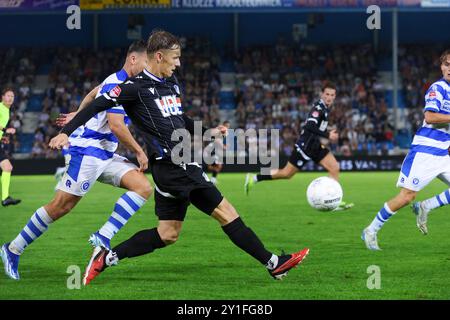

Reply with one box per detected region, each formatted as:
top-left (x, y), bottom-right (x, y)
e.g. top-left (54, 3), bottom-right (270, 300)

top-left (1, 172), bottom-right (450, 300)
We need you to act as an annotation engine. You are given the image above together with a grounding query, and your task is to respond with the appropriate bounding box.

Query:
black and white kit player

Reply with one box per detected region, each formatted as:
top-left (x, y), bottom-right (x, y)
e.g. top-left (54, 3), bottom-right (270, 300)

top-left (245, 82), bottom-right (353, 210)
top-left (205, 120), bottom-right (230, 185)
top-left (50, 30), bottom-right (309, 284)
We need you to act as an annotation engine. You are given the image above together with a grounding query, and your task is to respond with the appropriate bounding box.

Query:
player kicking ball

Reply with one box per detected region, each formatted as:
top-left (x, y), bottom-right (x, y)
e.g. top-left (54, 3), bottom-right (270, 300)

top-left (49, 30), bottom-right (310, 285)
top-left (362, 49), bottom-right (450, 250)
top-left (245, 82), bottom-right (353, 211)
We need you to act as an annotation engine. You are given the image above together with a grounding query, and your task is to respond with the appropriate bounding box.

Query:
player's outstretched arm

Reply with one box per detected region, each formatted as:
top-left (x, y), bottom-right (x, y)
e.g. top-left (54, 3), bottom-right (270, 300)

top-left (49, 95), bottom-right (115, 149)
top-left (424, 111), bottom-right (450, 124)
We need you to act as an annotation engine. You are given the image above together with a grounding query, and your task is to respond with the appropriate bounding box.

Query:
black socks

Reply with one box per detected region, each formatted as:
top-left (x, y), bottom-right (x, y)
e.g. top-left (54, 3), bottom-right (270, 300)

top-left (222, 217), bottom-right (272, 265)
top-left (113, 228), bottom-right (166, 260)
top-left (256, 174), bottom-right (272, 182)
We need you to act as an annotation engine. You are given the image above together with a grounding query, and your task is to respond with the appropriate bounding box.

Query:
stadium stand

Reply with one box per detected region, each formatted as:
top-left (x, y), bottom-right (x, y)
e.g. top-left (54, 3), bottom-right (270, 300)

top-left (0, 42), bottom-right (441, 159)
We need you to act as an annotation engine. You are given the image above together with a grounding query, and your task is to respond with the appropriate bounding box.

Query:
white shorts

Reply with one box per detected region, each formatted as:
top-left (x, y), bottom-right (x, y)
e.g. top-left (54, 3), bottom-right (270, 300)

top-left (57, 153), bottom-right (138, 196)
top-left (397, 151), bottom-right (450, 192)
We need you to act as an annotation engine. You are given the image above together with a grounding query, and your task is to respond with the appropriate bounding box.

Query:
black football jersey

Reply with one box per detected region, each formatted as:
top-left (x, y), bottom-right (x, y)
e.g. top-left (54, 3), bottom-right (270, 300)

top-left (61, 69), bottom-right (201, 162)
top-left (297, 99), bottom-right (330, 146)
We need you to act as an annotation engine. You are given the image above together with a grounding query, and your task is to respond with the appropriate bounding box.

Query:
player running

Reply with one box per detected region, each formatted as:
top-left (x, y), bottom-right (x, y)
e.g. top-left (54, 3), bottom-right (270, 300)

top-left (245, 82), bottom-right (353, 211)
top-left (0, 41), bottom-right (152, 280)
top-left (0, 88), bottom-right (21, 206)
top-left (50, 30), bottom-right (309, 285)
top-left (362, 49), bottom-right (450, 250)
top-left (205, 120), bottom-right (230, 185)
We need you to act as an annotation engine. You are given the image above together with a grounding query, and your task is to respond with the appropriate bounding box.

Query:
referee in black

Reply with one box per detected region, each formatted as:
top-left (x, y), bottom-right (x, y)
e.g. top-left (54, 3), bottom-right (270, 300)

top-left (50, 30), bottom-right (309, 285)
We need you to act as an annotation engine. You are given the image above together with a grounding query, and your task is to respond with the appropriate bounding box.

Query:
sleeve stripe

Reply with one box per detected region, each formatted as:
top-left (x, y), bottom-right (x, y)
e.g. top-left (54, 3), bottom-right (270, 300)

top-left (106, 109), bottom-right (126, 114)
top-left (307, 118), bottom-right (318, 124)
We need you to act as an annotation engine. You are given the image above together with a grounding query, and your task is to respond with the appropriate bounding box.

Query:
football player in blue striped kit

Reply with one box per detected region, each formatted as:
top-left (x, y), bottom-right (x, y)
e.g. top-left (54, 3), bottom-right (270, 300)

top-left (0, 41), bottom-right (152, 280)
top-left (363, 49), bottom-right (450, 250)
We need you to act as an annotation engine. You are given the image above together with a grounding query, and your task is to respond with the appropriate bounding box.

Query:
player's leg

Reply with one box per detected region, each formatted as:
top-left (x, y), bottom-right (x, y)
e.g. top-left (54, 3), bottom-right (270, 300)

top-left (245, 143), bottom-right (307, 195)
top-left (411, 171), bottom-right (450, 235)
top-left (1, 190), bottom-right (81, 280)
top-left (92, 157), bottom-right (152, 249)
top-left (245, 162), bottom-right (299, 195)
top-left (0, 159), bottom-right (20, 206)
top-left (1, 153), bottom-right (102, 279)
top-left (113, 220), bottom-right (181, 259)
top-left (362, 151), bottom-right (435, 250)
top-left (363, 187), bottom-right (417, 249)
top-left (82, 190), bottom-right (186, 285)
top-left (190, 187), bottom-right (309, 280)
top-left (318, 152), bottom-right (339, 181)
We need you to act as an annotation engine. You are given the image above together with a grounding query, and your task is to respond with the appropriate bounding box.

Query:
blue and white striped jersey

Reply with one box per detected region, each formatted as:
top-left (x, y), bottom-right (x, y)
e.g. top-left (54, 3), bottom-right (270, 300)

top-left (68, 69), bottom-right (131, 159)
top-left (411, 78), bottom-right (450, 156)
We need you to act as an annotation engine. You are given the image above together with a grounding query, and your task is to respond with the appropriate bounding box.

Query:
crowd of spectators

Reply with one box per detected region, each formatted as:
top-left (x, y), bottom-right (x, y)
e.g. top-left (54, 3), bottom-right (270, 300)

top-left (233, 42), bottom-right (396, 156)
top-left (400, 45), bottom-right (446, 135)
top-left (0, 41), bottom-right (443, 160)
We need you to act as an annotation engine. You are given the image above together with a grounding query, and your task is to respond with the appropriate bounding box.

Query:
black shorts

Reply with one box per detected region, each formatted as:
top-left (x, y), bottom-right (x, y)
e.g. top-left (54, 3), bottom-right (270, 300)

top-left (150, 160), bottom-right (224, 221)
top-left (288, 139), bottom-right (330, 170)
top-left (0, 144), bottom-right (9, 163)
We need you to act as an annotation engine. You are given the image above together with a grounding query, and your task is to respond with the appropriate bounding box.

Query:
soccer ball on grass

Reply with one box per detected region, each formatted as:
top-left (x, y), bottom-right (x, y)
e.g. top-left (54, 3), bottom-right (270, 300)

top-left (306, 176), bottom-right (343, 211)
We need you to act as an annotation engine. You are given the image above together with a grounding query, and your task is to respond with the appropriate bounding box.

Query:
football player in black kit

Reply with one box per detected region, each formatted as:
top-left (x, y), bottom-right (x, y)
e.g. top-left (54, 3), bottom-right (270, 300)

top-left (245, 82), bottom-right (353, 210)
top-left (49, 30), bottom-right (309, 285)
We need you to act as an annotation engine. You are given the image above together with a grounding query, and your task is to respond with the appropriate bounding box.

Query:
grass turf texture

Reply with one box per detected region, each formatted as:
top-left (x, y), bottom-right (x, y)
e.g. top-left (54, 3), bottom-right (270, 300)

top-left (1, 172), bottom-right (450, 300)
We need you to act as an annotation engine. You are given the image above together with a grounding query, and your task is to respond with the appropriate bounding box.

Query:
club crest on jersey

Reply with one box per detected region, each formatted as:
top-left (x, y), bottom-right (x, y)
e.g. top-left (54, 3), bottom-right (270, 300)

top-left (110, 86), bottom-right (122, 98)
top-left (155, 95), bottom-right (182, 117)
top-left (81, 180), bottom-right (91, 192)
top-left (429, 91), bottom-right (436, 98)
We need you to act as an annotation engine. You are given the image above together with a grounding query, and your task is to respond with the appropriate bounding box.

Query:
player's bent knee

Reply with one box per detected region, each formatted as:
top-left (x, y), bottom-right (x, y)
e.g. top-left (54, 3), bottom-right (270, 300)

top-left (159, 231), bottom-right (179, 245)
top-left (136, 181), bottom-right (153, 199)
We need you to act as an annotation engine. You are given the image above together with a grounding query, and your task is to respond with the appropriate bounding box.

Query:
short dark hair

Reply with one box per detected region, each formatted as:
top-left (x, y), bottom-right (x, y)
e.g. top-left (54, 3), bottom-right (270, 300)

top-left (322, 81), bottom-right (336, 92)
top-left (440, 49), bottom-right (450, 64)
top-left (1, 87), bottom-right (14, 96)
top-left (147, 29), bottom-right (180, 54)
top-left (127, 40), bottom-right (147, 55)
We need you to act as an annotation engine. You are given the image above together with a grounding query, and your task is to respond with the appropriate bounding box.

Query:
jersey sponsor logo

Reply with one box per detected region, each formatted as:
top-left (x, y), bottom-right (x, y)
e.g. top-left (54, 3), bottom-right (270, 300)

top-left (109, 86), bottom-right (122, 98)
top-left (148, 87), bottom-right (155, 95)
top-left (319, 120), bottom-right (328, 131)
top-left (65, 180), bottom-right (72, 188)
top-left (154, 95), bottom-right (183, 117)
top-left (312, 111), bottom-right (319, 117)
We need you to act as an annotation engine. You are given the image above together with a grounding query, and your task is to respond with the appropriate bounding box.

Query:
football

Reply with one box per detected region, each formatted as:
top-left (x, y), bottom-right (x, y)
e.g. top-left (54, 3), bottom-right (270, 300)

top-left (306, 177), bottom-right (343, 211)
